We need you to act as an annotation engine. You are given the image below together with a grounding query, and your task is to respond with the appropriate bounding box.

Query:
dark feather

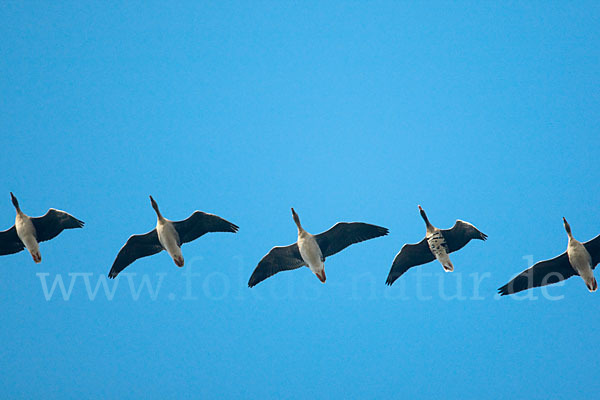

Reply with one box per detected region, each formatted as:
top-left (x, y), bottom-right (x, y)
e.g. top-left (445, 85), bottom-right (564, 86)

top-left (584, 234), bottom-right (600, 268)
top-left (497, 253), bottom-right (575, 296)
top-left (173, 211), bottom-right (238, 245)
top-left (314, 222), bottom-right (389, 259)
top-left (109, 230), bottom-right (163, 278)
top-left (248, 244), bottom-right (305, 287)
top-left (0, 225), bottom-right (24, 256)
top-left (385, 239), bottom-right (435, 285)
top-left (31, 208), bottom-right (84, 243)
top-left (441, 220), bottom-right (487, 253)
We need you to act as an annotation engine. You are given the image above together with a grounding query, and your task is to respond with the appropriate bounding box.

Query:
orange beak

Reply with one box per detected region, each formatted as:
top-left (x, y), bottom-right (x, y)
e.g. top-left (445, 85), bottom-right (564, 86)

top-left (316, 270), bottom-right (326, 283)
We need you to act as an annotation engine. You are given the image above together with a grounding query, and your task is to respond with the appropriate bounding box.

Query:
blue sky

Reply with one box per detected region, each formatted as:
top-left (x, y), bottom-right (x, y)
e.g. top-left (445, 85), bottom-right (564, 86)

top-left (1, 1), bottom-right (599, 398)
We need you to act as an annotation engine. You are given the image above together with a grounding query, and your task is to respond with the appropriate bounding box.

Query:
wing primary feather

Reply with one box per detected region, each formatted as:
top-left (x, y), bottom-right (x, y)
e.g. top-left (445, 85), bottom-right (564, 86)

top-left (248, 244), bottom-right (304, 287)
top-left (108, 230), bottom-right (162, 278)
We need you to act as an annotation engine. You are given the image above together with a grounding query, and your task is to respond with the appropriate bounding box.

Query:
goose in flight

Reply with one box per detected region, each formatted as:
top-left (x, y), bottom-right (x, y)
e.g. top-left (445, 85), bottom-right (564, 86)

top-left (248, 208), bottom-right (388, 287)
top-left (0, 192), bottom-right (84, 263)
top-left (386, 206), bottom-right (487, 286)
top-left (108, 196), bottom-right (238, 278)
top-left (498, 218), bottom-right (599, 296)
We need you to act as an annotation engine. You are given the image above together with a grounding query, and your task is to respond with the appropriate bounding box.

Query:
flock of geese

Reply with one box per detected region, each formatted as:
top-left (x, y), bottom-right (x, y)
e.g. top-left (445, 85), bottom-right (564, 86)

top-left (1, 192), bottom-right (599, 296)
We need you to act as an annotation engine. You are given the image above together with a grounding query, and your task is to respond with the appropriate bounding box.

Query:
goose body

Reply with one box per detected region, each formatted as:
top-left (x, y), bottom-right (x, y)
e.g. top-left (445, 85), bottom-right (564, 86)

top-left (295, 210), bottom-right (326, 282)
top-left (0, 192), bottom-right (84, 263)
top-left (15, 211), bottom-right (40, 263)
top-left (426, 227), bottom-right (453, 272)
top-left (498, 218), bottom-right (598, 295)
top-left (248, 208), bottom-right (388, 287)
top-left (566, 217), bottom-right (596, 291)
top-left (109, 196), bottom-right (238, 278)
top-left (386, 205), bottom-right (487, 286)
top-left (156, 217), bottom-right (184, 267)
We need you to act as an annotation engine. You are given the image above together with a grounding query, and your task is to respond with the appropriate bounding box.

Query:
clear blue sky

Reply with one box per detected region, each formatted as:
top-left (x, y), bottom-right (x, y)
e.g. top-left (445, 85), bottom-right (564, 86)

top-left (1, 2), bottom-right (599, 399)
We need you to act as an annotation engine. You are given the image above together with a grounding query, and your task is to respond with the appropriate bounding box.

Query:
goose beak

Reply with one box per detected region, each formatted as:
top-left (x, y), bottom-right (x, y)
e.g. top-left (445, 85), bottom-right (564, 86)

top-left (316, 270), bottom-right (326, 283)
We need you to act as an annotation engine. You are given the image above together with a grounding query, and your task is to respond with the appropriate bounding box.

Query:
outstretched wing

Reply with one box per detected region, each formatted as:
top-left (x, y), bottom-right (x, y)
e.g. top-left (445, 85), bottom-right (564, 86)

top-left (31, 209), bottom-right (84, 242)
top-left (0, 225), bottom-right (24, 255)
top-left (109, 230), bottom-right (163, 278)
top-left (385, 238), bottom-right (434, 285)
top-left (248, 244), bottom-right (305, 287)
top-left (584, 234), bottom-right (600, 268)
top-left (497, 253), bottom-right (575, 296)
top-left (441, 220), bottom-right (487, 253)
top-left (314, 222), bottom-right (389, 259)
top-left (173, 211), bottom-right (239, 245)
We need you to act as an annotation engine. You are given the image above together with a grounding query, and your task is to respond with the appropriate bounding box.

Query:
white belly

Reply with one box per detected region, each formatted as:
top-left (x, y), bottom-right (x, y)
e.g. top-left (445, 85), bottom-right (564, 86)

top-left (568, 242), bottom-right (594, 283)
top-left (427, 231), bottom-right (448, 259)
top-left (157, 221), bottom-right (182, 260)
top-left (15, 214), bottom-right (40, 261)
top-left (298, 233), bottom-right (323, 274)
top-left (427, 230), bottom-right (453, 271)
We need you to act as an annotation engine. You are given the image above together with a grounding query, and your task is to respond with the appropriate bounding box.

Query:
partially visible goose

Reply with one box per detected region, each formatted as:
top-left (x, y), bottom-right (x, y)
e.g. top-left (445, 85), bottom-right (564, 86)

top-left (248, 208), bottom-right (388, 287)
top-left (0, 192), bottom-right (84, 263)
top-left (386, 205), bottom-right (487, 285)
top-left (109, 196), bottom-right (238, 278)
top-left (498, 218), bottom-right (599, 296)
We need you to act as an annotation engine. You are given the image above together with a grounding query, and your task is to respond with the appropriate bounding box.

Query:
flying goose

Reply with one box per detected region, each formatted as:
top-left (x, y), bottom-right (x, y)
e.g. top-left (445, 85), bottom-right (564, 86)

top-left (386, 206), bottom-right (487, 285)
top-left (498, 218), bottom-right (599, 296)
top-left (0, 192), bottom-right (84, 263)
top-left (108, 196), bottom-right (238, 278)
top-left (248, 208), bottom-right (389, 287)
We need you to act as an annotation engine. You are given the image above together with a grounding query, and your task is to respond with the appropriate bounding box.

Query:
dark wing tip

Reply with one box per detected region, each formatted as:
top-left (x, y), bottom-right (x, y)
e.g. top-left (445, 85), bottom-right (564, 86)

top-left (385, 276), bottom-right (395, 286)
top-left (497, 286), bottom-right (509, 296)
top-left (248, 275), bottom-right (259, 288)
top-left (363, 225), bottom-right (389, 240)
top-left (54, 209), bottom-right (84, 229)
top-left (357, 225), bottom-right (388, 244)
top-left (247, 265), bottom-right (270, 288)
top-left (480, 232), bottom-right (488, 241)
top-left (207, 213), bottom-right (238, 233)
top-left (247, 267), bottom-right (260, 287)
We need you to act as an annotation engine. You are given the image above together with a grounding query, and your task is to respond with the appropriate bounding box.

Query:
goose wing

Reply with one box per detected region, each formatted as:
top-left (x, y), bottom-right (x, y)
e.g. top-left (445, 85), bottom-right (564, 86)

top-left (441, 220), bottom-right (487, 253)
top-left (248, 244), bottom-right (305, 287)
top-left (173, 211), bottom-right (239, 245)
top-left (109, 230), bottom-right (163, 278)
top-left (0, 226), bottom-right (24, 255)
top-left (385, 238), bottom-right (435, 285)
top-left (584, 234), bottom-right (600, 268)
top-left (31, 209), bottom-right (84, 243)
top-left (497, 252), bottom-right (575, 296)
top-left (314, 222), bottom-right (389, 259)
